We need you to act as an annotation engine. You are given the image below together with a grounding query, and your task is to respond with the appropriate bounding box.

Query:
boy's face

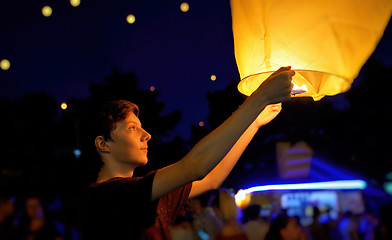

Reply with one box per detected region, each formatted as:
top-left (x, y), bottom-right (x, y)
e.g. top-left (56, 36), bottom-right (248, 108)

top-left (107, 113), bottom-right (151, 167)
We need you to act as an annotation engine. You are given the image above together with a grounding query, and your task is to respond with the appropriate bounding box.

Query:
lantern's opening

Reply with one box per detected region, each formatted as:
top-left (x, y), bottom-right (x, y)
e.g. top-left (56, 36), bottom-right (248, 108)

top-left (291, 81), bottom-right (308, 95)
top-left (237, 69), bottom-right (352, 101)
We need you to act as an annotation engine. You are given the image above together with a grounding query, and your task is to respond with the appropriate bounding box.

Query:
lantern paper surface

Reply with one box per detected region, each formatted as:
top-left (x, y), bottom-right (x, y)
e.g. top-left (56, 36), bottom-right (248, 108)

top-left (231, 0), bottom-right (392, 100)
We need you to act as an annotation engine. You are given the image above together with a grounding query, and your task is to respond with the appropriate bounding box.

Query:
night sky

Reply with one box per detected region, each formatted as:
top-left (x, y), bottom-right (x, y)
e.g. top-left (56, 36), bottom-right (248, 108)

top-left (1, 0), bottom-right (391, 140)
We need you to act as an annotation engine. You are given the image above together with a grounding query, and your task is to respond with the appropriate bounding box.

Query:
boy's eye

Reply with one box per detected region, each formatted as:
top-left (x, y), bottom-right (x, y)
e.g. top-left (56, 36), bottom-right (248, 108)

top-left (129, 126), bottom-right (136, 131)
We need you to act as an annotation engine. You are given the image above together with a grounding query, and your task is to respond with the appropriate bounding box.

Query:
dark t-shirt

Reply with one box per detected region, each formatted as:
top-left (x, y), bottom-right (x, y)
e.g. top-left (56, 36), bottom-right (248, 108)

top-left (81, 171), bottom-right (192, 240)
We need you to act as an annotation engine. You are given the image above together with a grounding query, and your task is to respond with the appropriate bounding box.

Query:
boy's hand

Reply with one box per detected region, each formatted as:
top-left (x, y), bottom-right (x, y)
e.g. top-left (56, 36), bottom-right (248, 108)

top-left (254, 103), bottom-right (282, 128)
top-left (253, 66), bottom-right (295, 105)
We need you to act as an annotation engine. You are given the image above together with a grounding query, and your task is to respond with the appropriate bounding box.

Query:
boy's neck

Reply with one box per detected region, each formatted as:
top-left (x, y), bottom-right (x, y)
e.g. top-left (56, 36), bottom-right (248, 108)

top-left (97, 159), bottom-right (136, 183)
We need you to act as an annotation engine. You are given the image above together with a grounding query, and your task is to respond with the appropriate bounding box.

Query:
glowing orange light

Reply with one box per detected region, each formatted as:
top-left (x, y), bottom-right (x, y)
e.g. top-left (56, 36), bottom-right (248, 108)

top-left (42, 6), bottom-right (52, 17)
top-left (126, 14), bottom-right (135, 24)
top-left (0, 59), bottom-right (10, 70)
top-left (150, 86), bottom-right (155, 92)
top-left (61, 102), bottom-right (67, 110)
top-left (180, 2), bottom-right (189, 12)
top-left (210, 75), bottom-right (217, 81)
top-left (199, 121), bottom-right (204, 127)
top-left (234, 189), bottom-right (251, 208)
top-left (70, 0), bottom-right (80, 7)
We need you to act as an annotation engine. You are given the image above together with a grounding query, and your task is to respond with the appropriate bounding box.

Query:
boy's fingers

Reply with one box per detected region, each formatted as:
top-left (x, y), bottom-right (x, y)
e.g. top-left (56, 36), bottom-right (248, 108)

top-left (269, 66), bottom-right (291, 78)
top-left (281, 70), bottom-right (295, 78)
top-left (279, 70), bottom-right (296, 88)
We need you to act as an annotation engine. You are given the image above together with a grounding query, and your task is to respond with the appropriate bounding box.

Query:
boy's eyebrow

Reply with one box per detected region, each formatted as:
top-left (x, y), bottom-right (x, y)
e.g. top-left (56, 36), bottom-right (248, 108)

top-left (126, 120), bottom-right (142, 127)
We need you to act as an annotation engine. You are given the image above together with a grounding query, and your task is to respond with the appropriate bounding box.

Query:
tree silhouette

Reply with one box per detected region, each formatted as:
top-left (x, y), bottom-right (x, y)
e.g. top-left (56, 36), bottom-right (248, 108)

top-left (0, 92), bottom-right (60, 196)
top-left (336, 56), bottom-right (392, 182)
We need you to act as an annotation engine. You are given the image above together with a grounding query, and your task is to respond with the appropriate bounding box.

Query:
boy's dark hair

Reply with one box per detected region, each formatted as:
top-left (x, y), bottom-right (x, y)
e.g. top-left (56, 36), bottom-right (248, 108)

top-left (95, 100), bottom-right (139, 141)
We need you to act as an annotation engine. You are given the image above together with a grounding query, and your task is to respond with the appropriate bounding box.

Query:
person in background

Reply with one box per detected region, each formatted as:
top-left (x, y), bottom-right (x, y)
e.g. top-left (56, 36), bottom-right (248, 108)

top-left (242, 204), bottom-right (269, 240)
top-left (188, 191), bottom-right (223, 240)
top-left (0, 194), bottom-right (16, 239)
top-left (15, 197), bottom-right (62, 240)
top-left (212, 189), bottom-right (248, 240)
top-left (359, 210), bottom-right (379, 240)
top-left (375, 203), bottom-right (392, 240)
top-left (337, 211), bottom-right (359, 240)
top-left (293, 216), bottom-right (309, 240)
top-left (169, 215), bottom-right (198, 240)
top-left (308, 207), bottom-right (330, 240)
top-left (265, 214), bottom-right (302, 240)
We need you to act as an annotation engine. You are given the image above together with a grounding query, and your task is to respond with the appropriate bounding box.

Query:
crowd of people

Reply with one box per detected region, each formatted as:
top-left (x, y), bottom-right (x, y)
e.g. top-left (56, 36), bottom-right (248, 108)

top-left (178, 189), bottom-right (391, 240)
top-left (0, 190), bottom-right (391, 240)
top-left (171, 189), bottom-right (387, 240)
top-left (0, 195), bottom-right (78, 240)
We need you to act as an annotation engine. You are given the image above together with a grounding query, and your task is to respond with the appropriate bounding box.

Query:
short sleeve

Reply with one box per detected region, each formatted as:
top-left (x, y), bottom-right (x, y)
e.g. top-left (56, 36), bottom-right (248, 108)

top-left (142, 182), bottom-right (192, 240)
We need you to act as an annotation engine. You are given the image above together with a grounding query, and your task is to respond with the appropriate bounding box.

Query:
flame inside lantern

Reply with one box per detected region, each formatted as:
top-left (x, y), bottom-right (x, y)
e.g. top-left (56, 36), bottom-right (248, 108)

top-left (291, 81), bottom-right (308, 95)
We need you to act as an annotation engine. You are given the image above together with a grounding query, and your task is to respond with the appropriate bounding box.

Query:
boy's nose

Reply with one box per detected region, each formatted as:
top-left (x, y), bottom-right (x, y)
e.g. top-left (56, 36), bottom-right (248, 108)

top-left (142, 129), bottom-right (151, 142)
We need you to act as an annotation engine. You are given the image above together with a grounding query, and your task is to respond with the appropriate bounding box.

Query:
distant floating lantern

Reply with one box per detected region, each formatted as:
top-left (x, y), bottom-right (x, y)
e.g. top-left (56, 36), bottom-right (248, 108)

top-left (126, 14), bottom-right (136, 24)
top-left (180, 2), bottom-right (189, 13)
top-left (231, 0), bottom-right (392, 100)
top-left (150, 86), bottom-right (155, 92)
top-left (70, 0), bottom-right (80, 7)
top-left (61, 102), bottom-right (67, 110)
top-left (199, 121), bottom-right (205, 127)
top-left (0, 59), bottom-right (10, 70)
top-left (210, 75), bottom-right (217, 81)
top-left (42, 6), bottom-right (52, 17)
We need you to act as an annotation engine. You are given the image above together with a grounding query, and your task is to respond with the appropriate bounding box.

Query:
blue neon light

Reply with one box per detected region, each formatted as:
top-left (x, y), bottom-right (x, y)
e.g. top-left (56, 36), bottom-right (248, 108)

top-left (241, 180), bottom-right (367, 195)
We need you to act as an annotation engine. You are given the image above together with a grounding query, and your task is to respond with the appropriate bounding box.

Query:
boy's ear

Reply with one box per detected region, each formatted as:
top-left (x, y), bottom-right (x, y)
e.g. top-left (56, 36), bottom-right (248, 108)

top-left (95, 136), bottom-right (110, 153)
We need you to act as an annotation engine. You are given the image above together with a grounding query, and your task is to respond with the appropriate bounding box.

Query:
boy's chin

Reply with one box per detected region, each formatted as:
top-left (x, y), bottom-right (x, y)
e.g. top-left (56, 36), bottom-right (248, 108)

top-left (134, 157), bottom-right (148, 167)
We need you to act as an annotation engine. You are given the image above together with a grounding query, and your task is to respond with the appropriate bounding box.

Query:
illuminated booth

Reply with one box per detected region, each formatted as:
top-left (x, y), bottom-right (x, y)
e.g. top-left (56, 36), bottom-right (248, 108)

top-left (235, 180), bottom-right (367, 226)
top-left (234, 142), bottom-right (391, 226)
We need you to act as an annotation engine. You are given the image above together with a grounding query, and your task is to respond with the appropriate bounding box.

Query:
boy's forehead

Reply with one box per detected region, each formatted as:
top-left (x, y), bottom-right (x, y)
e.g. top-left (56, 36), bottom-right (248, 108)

top-left (122, 112), bottom-right (141, 126)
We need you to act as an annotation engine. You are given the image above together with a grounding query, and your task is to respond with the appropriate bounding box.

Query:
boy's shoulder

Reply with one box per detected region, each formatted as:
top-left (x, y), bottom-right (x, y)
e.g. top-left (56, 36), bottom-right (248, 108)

top-left (88, 176), bottom-right (143, 187)
top-left (83, 171), bottom-right (157, 206)
top-left (88, 171), bottom-right (155, 189)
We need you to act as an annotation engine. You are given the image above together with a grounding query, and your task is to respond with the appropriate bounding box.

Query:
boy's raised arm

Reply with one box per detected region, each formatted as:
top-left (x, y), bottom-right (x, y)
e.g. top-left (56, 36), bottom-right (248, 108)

top-left (151, 67), bottom-right (294, 201)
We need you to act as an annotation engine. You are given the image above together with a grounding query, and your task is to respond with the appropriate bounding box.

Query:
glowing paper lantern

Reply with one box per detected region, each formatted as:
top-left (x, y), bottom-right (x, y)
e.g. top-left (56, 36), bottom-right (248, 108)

top-left (180, 2), bottom-right (190, 13)
top-left (126, 14), bottom-right (136, 24)
top-left (61, 102), bottom-right (67, 110)
top-left (42, 6), bottom-right (52, 17)
top-left (70, 0), bottom-right (80, 7)
top-left (231, 0), bottom-right (392, 100)
top-left (0, 59), bottom-right (10, 70)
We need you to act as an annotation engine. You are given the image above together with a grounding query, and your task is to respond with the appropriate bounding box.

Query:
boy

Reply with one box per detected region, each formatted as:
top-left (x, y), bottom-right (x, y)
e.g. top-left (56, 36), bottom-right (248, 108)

top-left (82, 67), bottom-right (294, 239)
